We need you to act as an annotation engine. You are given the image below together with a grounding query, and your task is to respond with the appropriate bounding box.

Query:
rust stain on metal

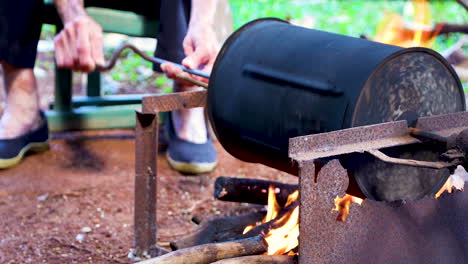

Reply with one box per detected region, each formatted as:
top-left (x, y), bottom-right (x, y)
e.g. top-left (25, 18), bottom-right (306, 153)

top-left (142, 90), bottom-right (207, 113)
top-left (298, 159), bottom-right (467, 264)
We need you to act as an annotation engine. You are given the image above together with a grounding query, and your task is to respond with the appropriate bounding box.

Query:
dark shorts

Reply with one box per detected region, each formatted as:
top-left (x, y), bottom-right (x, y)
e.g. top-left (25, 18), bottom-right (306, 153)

top-left (0, 0), bottom-right (190, 70)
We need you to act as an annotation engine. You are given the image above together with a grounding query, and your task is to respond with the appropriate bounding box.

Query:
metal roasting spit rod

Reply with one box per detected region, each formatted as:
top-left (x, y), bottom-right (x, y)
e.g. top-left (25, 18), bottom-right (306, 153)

top-left (95, 43), bottom-right (210, 88)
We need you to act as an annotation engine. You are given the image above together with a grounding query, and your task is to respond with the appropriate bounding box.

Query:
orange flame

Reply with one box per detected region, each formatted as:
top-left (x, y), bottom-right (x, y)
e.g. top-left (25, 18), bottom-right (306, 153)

top-left (435, 169), bottom-right (466, 198)
top-left (244, 186), bottom-right (367, 255)
top-left (333, 194), bottom-right (364, 222)
top-left (374, 0), bottom-right (441, 48)
top-left (243, 185), bottom-right (299, 255)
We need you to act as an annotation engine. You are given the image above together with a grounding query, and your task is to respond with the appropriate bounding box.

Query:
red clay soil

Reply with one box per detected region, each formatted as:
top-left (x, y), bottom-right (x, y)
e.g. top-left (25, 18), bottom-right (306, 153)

top-left (0, 129), bottom-right (297, 263)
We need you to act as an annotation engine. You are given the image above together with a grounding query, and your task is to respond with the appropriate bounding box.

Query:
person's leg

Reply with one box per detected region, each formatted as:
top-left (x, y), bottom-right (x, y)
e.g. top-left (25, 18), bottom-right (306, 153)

top-left (155, 0), bottom-right (216, 173)
top-left (0, 0), bottom-right (48, 168)
top-left (156, 0), bottom-right (206, 143)
top-left (0, 63), bottom-right (40, 139)
top-left (0, 0), bottom-right (43, 139)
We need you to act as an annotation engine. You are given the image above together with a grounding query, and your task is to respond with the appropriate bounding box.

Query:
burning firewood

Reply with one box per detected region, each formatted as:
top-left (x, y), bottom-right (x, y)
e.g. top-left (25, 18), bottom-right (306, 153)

top-left (239, 200), bottom-right (299, 240)
top-left (135, 235), bottom-right (267, 264)
top-left (239, 186), bottom-right (300, 255)
top-left (170, 211), bottom-right (266, 250)
top-left (211, 255), bottom-right (298, 264)
top-left (214, 177), bottom-right (298, 206)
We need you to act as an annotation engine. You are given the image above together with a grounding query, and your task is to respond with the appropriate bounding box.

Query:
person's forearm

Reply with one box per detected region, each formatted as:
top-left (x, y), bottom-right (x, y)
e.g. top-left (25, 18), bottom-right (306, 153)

top-left (190, 0), bottom-right (217, 26)
top-left (54, 0), bottom-right (87, 24)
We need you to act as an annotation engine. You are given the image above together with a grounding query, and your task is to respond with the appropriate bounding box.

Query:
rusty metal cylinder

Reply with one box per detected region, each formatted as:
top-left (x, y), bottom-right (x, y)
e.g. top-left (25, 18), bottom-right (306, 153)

top-left (207, 19), bottom-right (464, 200)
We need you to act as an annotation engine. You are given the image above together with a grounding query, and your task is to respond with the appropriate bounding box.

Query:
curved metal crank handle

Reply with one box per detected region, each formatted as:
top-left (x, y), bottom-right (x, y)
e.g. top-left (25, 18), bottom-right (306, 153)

top-left (366, 127), bottom-right (468, 172)
top-left (366, 149), bottom-right (460, 170)
top-left (94, 43), bottom-right (209, 88)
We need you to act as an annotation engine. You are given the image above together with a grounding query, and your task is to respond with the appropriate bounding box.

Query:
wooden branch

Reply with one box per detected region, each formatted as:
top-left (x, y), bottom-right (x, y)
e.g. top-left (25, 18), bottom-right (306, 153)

top-left (170, 211), bottom-right (266, 250)
top-left (211, 255), bottom-right (298, 264)
top-left (375, 23), bottom-right (468, 46)
top-left (214, 177), bottom-right (298, 206)
top-left (438, 23), bottom-right (468, 35)
top-left (238, 201), bottom-right (299, 240)
top-left (135, 235), bottom-right (267, 264)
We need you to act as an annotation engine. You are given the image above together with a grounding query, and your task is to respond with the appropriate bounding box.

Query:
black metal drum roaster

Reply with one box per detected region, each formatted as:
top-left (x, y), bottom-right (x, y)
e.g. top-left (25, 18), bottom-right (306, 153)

top-left (207, 18), bottom-right (465, 202)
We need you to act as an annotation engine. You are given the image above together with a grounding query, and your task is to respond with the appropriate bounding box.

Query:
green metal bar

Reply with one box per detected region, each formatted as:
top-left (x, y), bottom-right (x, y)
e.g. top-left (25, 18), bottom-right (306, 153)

top-left (54, 67), bottom-right (73, 112)
top-left (46, 104), bottom-right (141, 132)
top-left (71, 94), bottom-right (147, 107)
top-left (87, 71), bottom-right (101, 97)
top-left (86, 7), bottom-right (158, 38)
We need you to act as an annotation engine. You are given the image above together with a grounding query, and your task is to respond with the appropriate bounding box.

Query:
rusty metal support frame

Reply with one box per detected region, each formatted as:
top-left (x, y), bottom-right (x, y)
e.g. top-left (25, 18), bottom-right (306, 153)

top-left (132, 90), bottom-right (207, 258)
top-left (295, 159), bottom-right (467, 264)
top-left (290, 111), bottom-right (468, 264)
top-left (290, 112), bottom-right (468, 171)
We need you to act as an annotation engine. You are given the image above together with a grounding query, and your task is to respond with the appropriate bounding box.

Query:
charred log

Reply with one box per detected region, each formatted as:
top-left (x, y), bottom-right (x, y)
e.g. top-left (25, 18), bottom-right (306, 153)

top-left (135, 235), bottom-right (267, 264)
top-left (170, 211), bottom-right (265, 250)
top-left (214, 177), bottom-right (298, 206)
top-left (211, 255), bottom-right (298, 264)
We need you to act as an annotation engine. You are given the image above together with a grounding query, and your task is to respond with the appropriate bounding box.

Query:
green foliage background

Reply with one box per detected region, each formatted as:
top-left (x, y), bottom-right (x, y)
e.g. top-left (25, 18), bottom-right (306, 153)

top-left (229, 0), bottom-right (467, 52)
top-left (39, 0), bottom-right (468, 91)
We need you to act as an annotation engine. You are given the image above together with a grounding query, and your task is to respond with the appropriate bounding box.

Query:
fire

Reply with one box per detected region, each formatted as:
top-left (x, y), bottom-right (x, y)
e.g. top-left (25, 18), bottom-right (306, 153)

top-left (374, 0), bottom-right (442, 48)
top-left (243, 185), bottom-right (299, 255)
top-left (333, 194), bottom-right (364, 222)
top-left (243, 186), bottom-right (366, 255)
top-left (435, 168), bottom-right (466, 198)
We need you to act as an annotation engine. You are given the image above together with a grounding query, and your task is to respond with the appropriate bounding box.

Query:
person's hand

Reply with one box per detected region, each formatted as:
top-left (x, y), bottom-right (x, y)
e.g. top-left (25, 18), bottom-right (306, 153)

top-left (161, 24), bottom-right (219, 85)
top-left (54, 15), bottom-right (105, 72)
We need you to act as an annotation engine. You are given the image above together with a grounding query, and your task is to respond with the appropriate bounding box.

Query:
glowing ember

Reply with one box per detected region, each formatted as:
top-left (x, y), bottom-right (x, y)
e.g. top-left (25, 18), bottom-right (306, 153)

top-left (374, 0), bottom-right (441, 48)
top-left (333, 194), bottom-right (364, 222)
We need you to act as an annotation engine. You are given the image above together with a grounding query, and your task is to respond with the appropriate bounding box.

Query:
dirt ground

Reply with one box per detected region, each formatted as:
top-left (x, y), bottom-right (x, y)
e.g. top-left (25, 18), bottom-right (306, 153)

top-left (0, 129), bottom-right (296, 263)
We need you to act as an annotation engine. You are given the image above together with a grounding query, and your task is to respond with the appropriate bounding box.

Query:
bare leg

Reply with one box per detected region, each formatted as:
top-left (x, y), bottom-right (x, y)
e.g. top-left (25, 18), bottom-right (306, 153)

top-left (172, 82), bottom-right (207, 143)
top-left (0, 62), bottom-right (41, 139)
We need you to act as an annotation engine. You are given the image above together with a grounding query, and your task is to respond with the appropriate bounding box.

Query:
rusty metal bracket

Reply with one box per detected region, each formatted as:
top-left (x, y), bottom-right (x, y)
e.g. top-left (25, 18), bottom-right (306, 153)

top-left (289, 120), bottom-right (417, 161)
top-left (132, 90), bottom-right (207, 259)
top-left (132, 90), bottom-right (208, 259)
top-left (289, 112), bottom-right (468, 165)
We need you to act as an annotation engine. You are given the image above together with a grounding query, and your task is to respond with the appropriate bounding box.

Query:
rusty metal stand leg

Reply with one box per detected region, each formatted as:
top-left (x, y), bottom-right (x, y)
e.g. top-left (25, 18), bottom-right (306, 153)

top-left (297, 160), bottom-right (316, 264)
top-left (130, 90), bottom-right (207, 260)
top-left (132, 111), bottom-right (160, 259)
